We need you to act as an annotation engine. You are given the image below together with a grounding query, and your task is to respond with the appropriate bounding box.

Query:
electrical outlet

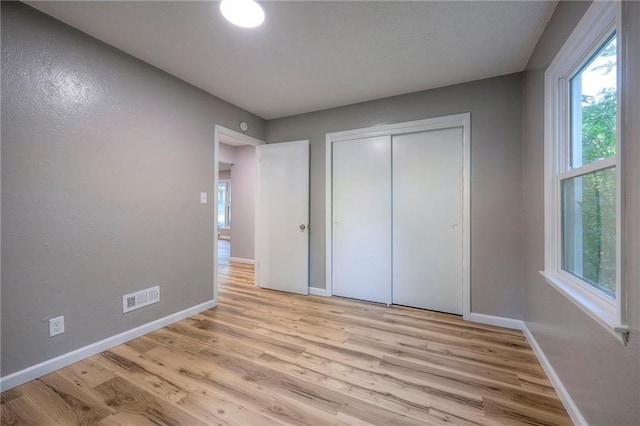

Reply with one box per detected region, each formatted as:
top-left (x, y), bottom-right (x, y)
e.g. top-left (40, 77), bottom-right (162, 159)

top-left (49, 316), bottom-right (64, 337)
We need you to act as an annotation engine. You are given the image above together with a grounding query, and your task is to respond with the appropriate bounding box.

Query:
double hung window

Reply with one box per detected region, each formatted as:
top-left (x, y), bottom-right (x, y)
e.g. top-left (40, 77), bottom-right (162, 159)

top-left (217, 181), bottom-right (231, 229)
top-left (543, 1), bottom-right (627, 343)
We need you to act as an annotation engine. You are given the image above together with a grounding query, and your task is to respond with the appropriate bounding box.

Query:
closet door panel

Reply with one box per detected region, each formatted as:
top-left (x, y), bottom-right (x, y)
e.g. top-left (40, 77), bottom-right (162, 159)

top-left (392, 128), bottom-right (463, 314)
top-left (332, 136), bottom-right (392, 304)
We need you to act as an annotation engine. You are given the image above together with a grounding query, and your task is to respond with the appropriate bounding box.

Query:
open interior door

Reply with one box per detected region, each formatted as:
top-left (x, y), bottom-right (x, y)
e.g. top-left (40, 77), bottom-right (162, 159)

top-left (256, 140), bottom-right (309, 294)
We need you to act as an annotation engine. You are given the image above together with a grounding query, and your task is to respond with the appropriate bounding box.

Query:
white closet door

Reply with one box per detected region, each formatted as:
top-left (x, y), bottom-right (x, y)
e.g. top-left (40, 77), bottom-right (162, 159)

top-left (332, 136), bottom-right (392, 304)
top-left (392, 128), bottom-right (463, 314)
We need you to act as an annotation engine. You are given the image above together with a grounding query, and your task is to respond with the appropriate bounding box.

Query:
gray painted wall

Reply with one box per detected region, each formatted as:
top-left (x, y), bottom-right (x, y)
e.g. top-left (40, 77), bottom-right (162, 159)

top-left (267, 74), bottom-right (524, 319)
top-left (229, 145), bottom-right (256, 261)
top-left (219, 143), bottom-right (236, 165)
top-left (523, 1), bottom-right (640, 424)
top-left (1, 2), bottom-right (265, 376)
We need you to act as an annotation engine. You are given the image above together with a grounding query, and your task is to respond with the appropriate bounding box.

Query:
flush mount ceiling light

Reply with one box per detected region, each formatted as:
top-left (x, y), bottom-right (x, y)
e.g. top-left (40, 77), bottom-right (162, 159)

top-left (220, 0), bottom-right (265, 28)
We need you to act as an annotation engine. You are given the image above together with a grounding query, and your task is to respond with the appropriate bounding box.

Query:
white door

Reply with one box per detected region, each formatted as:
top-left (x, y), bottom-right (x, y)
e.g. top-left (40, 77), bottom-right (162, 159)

top-left (332, 136), bottom-right (392, 304)
top-left (392, 127), bottom-right (463, 314)
top-left (257, 140), bottom-right (309, 295)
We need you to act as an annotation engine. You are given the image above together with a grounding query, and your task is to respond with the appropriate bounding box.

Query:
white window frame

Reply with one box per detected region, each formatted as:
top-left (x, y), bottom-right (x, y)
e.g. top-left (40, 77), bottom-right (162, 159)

top-left (217, 180), bottom-right (231, 229)
top-left (542, 1), bottom-right (628, 344)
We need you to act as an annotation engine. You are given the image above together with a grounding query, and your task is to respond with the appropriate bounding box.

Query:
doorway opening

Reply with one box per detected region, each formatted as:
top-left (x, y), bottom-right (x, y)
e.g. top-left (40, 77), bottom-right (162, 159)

top-left (213, 125), bottom-right (263, 302)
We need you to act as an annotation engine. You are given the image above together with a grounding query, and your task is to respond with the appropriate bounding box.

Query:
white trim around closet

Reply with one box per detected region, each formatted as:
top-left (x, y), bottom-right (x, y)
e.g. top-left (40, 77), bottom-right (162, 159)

top-left (324, 113), bottom-right (471, 320)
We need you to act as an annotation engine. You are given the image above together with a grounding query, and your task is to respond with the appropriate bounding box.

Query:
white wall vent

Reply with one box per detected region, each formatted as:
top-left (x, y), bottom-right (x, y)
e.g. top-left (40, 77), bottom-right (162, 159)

top-left (123, 285), bottom-right (160, 313)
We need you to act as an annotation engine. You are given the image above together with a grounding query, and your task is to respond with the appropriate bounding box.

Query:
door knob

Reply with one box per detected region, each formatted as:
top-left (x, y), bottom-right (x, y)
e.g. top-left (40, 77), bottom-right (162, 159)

top-left (299, 224), bottom-right (307, 231)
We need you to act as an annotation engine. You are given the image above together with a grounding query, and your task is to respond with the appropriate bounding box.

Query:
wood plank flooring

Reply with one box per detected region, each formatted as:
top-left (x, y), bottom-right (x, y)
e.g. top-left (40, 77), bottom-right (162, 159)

top-left (1, 241), bottom-right (571, 425)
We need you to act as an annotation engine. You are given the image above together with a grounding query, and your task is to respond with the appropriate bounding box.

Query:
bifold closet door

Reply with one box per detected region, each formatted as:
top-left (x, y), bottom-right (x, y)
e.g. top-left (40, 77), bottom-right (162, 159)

top-left (392, 128), bottom-right (463, 314)
top-left (332, 136), bottom-right (392, 304)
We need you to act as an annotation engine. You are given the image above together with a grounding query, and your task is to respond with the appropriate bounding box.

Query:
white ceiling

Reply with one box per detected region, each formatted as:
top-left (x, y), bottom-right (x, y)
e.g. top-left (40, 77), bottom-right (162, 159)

top-left (27, 1), bottom-right (557, 120)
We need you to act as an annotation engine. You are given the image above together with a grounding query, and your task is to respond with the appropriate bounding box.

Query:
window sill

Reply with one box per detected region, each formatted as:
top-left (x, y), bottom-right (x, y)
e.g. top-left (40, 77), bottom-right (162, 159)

top-left (539, 271), bottom-right (628, 345)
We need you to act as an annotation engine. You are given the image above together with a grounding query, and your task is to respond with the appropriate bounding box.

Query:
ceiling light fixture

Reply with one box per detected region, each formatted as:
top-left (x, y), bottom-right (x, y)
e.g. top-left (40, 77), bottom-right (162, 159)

top-left (220, 0), bottom-right (265, 28)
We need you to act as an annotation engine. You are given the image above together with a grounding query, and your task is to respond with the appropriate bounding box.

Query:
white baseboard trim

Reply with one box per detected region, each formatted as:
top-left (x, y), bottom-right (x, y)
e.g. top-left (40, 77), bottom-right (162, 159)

top-left (467, 312), bottom-right (523, 330)
top-left (228, 257), bottom-right (255, 264)
top-left (309, 287), bottom-right (329, 297)
top-left (0, 299), bottom-right (216, 392)
top-left (468, 313), bottom-right (586, 424)
top-left (521, 323), bottom-right (587, 426)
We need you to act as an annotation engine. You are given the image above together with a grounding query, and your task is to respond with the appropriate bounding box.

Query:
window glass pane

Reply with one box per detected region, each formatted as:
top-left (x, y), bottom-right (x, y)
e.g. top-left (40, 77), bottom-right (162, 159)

top-left (217, 182), bottom-right (226, 227)
top-left (570, 34), bottom-right (617, 168)
top-left (561, 167), bottom-right (616, 298)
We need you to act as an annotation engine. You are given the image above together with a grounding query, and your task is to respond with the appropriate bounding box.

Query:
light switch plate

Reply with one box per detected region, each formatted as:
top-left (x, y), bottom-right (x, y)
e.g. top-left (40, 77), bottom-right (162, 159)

top-left (200, 192), bottom-right (207, 204)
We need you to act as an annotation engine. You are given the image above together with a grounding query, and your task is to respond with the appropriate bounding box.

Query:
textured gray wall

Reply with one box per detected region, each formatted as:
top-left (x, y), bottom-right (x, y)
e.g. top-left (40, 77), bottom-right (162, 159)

top-left (230, 145), bottom-right (256, 261)
top-left (523, 1), bottom-right (640, 424)
top-left (267, 74), bottom-right (524, 319)
top-left (1, 2), bottom-right (265, 376)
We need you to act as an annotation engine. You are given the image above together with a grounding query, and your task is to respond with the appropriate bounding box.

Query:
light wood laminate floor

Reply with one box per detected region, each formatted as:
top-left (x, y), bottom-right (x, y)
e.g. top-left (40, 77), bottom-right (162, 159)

top-left (1, 241), bottom-right (571, 425)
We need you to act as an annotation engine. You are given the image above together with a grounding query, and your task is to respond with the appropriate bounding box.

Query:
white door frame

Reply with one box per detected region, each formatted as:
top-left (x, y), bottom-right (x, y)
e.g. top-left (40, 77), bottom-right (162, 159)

top-left (324, 113), bottom-right (471, 320)
top-left (213, 124), bottom-right (264, 302)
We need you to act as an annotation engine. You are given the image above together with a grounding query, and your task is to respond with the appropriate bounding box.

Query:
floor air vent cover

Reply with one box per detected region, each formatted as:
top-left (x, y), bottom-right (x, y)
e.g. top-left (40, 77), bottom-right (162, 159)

top-left (123, 285), bottom-right (160, 313)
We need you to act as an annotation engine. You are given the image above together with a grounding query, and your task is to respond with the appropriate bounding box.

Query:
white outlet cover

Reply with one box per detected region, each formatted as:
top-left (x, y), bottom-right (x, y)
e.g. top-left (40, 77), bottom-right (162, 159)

top-left (49, 315), bottom-right (65, 337)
